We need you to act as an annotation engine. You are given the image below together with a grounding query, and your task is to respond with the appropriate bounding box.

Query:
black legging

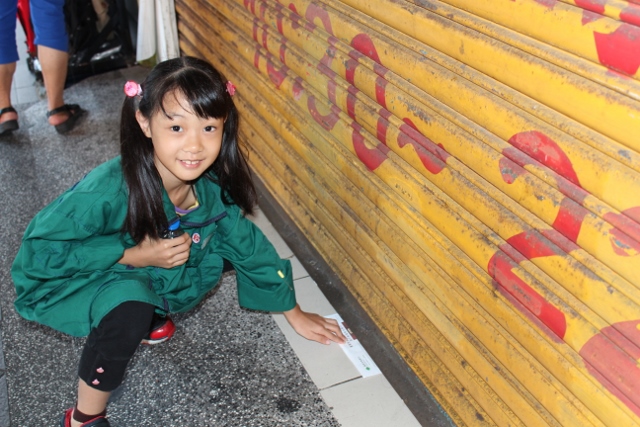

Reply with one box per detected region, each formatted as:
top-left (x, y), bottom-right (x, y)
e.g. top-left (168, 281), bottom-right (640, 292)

top-left (78, 260), bottom-right (235, 391)
top-left (78, 301), bottom-right (155, 391)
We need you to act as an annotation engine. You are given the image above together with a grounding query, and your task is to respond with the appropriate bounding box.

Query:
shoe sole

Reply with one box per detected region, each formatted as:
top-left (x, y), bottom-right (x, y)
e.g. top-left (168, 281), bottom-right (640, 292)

top-left (0, 120), bottom-right (19, 136)
top-left (141, 336), bottom-right (170, 345)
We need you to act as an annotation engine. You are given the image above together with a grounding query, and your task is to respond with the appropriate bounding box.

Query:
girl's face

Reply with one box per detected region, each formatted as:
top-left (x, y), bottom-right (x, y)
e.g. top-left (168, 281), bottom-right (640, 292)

top-left (136, 91), bottom-right (224, 188)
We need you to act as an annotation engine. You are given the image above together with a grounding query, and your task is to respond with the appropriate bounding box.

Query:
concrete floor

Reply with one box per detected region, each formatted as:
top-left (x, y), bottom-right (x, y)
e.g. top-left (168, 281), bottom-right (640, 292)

top-left (0, 21), bottom-right (445, 427)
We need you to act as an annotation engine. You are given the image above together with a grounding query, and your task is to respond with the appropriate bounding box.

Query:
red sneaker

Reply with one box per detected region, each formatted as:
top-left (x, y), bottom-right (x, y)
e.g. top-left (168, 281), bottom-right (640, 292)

top-left (60, 408), bottom-right (110, 427)
top-left (141, 314), bottom-right (176, 345)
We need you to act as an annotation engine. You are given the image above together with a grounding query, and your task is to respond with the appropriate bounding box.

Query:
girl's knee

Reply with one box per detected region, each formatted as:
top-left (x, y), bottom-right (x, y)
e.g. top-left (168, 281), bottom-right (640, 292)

top-left (88, 301), bottom-right (156, 358)
top-left (79, 301), bottom-right (157, 391)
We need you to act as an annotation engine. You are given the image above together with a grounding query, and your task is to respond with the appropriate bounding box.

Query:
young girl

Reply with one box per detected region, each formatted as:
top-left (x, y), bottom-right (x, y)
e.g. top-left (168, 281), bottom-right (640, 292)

top-left (11, 56), bottom-right (345, 427)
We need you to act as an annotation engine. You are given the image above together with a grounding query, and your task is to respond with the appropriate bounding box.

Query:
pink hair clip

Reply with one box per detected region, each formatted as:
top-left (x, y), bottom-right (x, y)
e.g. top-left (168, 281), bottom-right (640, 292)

top-left (124, 80), bottom-right (142, 97)
top-left (226, 81), bottom-right (236, 96)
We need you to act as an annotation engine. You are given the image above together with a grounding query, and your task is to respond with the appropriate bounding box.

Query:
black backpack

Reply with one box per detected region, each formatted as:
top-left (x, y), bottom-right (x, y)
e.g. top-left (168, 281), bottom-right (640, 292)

top-left (64, 0), bottom-right (137, 84)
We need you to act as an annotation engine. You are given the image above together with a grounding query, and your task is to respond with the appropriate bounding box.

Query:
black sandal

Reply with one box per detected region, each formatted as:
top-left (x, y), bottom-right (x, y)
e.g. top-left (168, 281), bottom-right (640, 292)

top-left (46, 104), bottom-right (86, 134)
top-left (0, 106), bottom-right (19, 136)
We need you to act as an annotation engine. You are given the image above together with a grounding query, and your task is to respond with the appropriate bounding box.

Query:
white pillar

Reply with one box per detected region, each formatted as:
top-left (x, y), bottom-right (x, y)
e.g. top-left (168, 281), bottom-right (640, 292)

top-left (136, 0), bottom-right (179, 62)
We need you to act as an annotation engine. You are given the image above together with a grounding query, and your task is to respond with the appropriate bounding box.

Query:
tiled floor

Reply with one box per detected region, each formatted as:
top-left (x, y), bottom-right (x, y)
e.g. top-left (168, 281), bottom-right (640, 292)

top-left (8, 18), bottom-right (422, 427)
top-left (249, 208), bottom-right (422, 427)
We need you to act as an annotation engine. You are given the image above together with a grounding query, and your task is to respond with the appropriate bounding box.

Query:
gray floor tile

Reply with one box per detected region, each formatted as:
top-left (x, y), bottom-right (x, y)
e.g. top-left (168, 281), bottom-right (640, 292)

top-left (15, 86), bottom-right (40, 105)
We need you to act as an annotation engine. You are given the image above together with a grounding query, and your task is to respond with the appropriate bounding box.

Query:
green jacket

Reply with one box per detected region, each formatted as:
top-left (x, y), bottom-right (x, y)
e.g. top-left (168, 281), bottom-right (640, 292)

top-left (12, 157), bottom-right (296, 336)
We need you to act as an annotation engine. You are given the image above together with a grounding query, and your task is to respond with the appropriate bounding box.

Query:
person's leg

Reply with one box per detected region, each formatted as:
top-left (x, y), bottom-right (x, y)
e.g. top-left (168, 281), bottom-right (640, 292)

top-left (70, 301), bottom-right (156, 427)
top-left (30, 0), bottom-right (69, 123)
top-left (71, 381), bottom-right (110, 427)
top-left (30, 0), bottom-right (85, 130)
top-left (0, 1), bottom-right (19, 125)
top-left (37, 45), bottom-right (68, 125)
top-left (0, 63), bottom-right (17, 124)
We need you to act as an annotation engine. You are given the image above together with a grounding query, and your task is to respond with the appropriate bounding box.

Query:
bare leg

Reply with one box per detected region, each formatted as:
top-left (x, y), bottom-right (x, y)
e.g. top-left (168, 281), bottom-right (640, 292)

top-left (37, 45), bottom-right (69, 126)
top-left (71, 379), bottom-right (111, 427)
top-left (0, 62), bottom-right (18, 123)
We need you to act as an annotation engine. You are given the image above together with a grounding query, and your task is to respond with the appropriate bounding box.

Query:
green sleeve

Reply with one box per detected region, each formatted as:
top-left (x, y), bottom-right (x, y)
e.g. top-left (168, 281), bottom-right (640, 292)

top-left (15, 188), bottom-right (127, 281)
top-left (213, 205), bottom-right (296, 312)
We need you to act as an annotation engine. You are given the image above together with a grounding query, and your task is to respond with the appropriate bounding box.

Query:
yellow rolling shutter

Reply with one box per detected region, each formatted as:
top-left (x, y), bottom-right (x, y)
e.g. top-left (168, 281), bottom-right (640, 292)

top-left (175, 0), bottom-right (640, 425)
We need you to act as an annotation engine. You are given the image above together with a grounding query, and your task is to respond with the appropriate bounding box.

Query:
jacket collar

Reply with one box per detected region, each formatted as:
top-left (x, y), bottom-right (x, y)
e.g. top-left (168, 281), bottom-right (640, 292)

top-left (161, 174), bottom-right (228, 228)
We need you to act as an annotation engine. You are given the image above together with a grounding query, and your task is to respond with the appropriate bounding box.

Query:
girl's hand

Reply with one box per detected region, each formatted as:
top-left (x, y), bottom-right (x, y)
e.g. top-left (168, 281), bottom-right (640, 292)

top-left (283, 304), bottom-right (346, 345)
top-left (119, 233), bottom-right (192, 268)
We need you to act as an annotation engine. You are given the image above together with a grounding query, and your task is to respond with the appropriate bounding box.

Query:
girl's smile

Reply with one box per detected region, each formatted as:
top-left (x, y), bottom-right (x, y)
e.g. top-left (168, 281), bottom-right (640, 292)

top-left (180, 160), bottom-right (201, 167)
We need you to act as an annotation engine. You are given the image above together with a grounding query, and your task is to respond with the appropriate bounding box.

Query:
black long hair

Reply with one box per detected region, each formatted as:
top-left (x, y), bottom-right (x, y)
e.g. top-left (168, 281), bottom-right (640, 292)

top-left (120, 56), bottom-right (257, 243)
